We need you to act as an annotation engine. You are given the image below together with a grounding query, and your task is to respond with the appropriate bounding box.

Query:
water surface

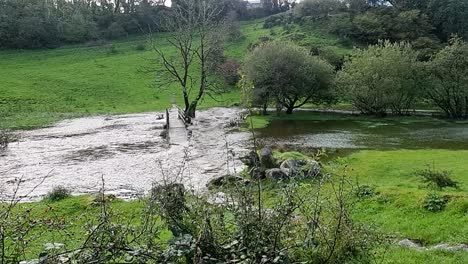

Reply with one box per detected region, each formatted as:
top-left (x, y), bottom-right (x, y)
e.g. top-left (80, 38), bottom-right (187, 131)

top-left (256, 115), bottom-right (468, 150)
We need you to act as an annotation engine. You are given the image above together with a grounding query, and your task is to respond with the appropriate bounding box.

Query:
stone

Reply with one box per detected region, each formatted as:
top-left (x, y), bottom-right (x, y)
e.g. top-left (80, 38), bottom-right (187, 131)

top-left (280, 159), bottom-right (321, 178)
top-left (207, 192), bottom-right (235, 206)
top-left (398, 239), bottom-right (425, 250)
top-left (260, 147), bottom-right (277, 169)
top-left (249, 167), bottom-right (265, 179)
top-left (280, 159), bottom-right (305, 176)
top-left (44, 242), bottom-right (65, 250)
top-left (240, 151), bottom-right (260, 167)
top-left (265, 168), bottom-right (288, 181)
top-left (304, 160), bottom-right (321, 177)
top-left (207, 175), bottom-right (250, 188)
top-left (432, 243), bottom-right (468, 251)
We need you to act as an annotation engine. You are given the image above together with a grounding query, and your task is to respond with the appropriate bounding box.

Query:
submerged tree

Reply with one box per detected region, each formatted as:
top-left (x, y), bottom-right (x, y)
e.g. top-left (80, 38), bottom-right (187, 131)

top-left (153, 0), bottom-right (223, 120)
top-left (337, 41), bottom-right (421, 115)
top-left (242, 41), bottom-right (335, 114)
top-left (424, 37), bottom-right (468, 119)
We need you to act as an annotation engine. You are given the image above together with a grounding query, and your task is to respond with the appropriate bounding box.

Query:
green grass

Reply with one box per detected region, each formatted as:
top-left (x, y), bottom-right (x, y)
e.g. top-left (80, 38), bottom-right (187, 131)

top-left (7, 195), bottom-right (170, 259)
top-left (0, 20), bottom-right (350, 130)
top-left (342, 150), bottom-right (468, 246)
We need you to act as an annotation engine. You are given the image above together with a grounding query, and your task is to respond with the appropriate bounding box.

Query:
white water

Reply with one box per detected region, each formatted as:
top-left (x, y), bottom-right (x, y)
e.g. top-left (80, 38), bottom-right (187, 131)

top-left (0, 108), bottom-right (250, 201)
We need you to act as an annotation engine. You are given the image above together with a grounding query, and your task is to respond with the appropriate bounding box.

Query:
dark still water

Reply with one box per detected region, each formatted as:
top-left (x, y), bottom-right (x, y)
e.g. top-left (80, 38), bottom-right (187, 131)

top-left (256, 115), bottom-right (468, 150)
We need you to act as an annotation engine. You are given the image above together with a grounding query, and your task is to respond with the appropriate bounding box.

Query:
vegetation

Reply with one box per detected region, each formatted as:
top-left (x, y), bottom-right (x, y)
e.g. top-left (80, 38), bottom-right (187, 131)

top-left (416, 165), bottom-right (459, 190)
top-left (242, 41), bottom-right (335, 114)
top-left (2, 1), bottom-right (468, 263)
top-left (424, 37), bottom-right (468, 119)
top-left (337, 41), bottom-right (421, 115)
top-left (45, 186), bottom-right (72, 202)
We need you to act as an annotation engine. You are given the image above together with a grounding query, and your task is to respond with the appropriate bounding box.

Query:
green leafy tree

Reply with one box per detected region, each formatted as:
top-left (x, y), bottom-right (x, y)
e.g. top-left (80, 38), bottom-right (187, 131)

top-left (424, 37), bottom-right (468, 119)
top-left (337, 41), bottom-right (421, 115)
top-left (243, 41), bottom-right (335, 114)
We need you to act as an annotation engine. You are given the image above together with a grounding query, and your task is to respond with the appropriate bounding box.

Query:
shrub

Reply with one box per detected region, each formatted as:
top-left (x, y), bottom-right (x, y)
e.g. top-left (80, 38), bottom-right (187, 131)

top-left (337, 41), bottom-right (421, 115)
top-left (422, 193), bottom-right (448, 212)
top-left (219, 59), bottom-right (241, 85)
top-left (106, 44), bottom-right (119, 55)
top-left (424, 37), bottom-right (468, 119)
top-left (356, 185), bottom-right (375, 198)
top-left (45, 186), bottom-right (71, 201)
top-left (416, 165), bottom-right (459, 190)
top-left (0, 129), bottom-right (10, 149)
top-left (135, 43), bottom-right (146, 51)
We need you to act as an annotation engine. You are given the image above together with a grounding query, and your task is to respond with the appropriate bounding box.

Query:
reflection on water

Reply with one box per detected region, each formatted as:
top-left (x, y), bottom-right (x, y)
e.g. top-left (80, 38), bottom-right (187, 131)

top-left (256, 116), bottom-right (468, 150)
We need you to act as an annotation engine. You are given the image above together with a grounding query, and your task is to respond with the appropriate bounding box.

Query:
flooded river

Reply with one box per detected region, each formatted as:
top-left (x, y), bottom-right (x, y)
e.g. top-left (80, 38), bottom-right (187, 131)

top-left (3, 110), bottom-right (468, 201)
top-left (256, 114), bottom-right (468, 150)
top-left (0, 108), bottom-right (250, 201)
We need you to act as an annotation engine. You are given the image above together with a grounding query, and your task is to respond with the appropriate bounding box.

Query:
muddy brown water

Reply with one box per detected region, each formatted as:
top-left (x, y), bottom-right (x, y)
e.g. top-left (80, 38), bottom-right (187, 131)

top-left (0, 108), bottom-right (250, 201)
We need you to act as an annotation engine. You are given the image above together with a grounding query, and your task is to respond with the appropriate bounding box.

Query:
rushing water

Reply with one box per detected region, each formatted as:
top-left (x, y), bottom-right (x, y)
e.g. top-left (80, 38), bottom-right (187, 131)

top-left (256, 114), bottom-right (468, 150)
top-left (0, 108), bottom-right (249, 201)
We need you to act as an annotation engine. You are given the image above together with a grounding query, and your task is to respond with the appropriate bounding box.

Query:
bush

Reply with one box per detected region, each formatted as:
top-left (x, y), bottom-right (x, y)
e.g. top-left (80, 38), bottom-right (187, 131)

top-left (424, 37), bottom-right (468, 119)
top-left (219, 59), bottom-right (241, 85)
top-left (106, 44), bottom-right (119, 55)
top-left (337, 41), bottom-right (421, 115)
top-left (422, 193), bottom-right (448, 212)
top-left (0, 129), bottom-right (10, 149)
top-left (416, 165), bottom-right (459, 190)
top-left (356, 185), bottom-right (375, 198)
top-left (135, 43), bottom-right (146, 51)
top-left (45, 186), bottom-right (71, 201)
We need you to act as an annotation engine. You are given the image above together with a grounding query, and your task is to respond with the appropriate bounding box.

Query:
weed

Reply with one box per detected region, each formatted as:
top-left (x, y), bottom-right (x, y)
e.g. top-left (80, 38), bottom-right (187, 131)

top-left (45, 186), bottom-right (71, 202)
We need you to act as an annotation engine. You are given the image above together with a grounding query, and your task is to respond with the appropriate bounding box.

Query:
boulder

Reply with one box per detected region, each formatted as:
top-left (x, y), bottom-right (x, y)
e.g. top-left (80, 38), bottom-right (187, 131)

top-left (398, 239), bottom-right (424, 250)
top-left (249, 167), bottom-right (265, 179)
top-left (240, 151), bottom-right (260, 167)
top-left (265, 168), bottom-right (288, 181)
top-left (304, 160), bottom-right (321, 178)
top-left (260, 147), bottom-right (277, 168)
top-left (207, 175), bottom-right (250, 188)
top-left (207, 192), bottom-right (236, 206)
top-left (280, 159), bottom-right (305, 175)
top-left (280, 159), bottom-right (321, 178)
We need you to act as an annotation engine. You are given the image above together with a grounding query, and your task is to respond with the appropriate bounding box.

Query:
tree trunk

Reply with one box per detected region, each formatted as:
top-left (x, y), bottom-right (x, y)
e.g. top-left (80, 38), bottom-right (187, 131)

top-left (286, 106), bottom-right (294, 114)
top-left (262, 103), bottom-right (268, 115)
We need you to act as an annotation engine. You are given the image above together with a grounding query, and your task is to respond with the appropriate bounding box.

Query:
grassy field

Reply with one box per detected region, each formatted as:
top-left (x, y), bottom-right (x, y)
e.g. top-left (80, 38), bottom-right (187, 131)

top-left (7, 149), bottom-right (467, 262)
top-left (0, 20), bottom-right (350, 130)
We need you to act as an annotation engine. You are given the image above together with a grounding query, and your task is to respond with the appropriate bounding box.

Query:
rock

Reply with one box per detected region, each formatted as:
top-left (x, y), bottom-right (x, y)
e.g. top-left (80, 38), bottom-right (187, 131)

top-left (398, 239), bottom-right (424, 250)
top-left (207, 192), bottom-right (235, 206)
top-left (304, 160), bottom-right (321, 177)
top-left (280, 159), bottom-right (305, 176)
top-left (207, 175), bottom-right (250, 188)
top-left (432, 243), bottom-right (468, 251)
top-left (265, 168), bottom-right (288, 181)
top-left (260, 147), bottom-right (277, 169)
top-left (249, 167), bottom-right (265, 179)
top-left (240, 151), bottom-right (260, 167)
top-left (44, 242), bottom-right (65, 250)
top-left (20, 260), bottom-right (39, 264)
top-left (280, 159), bottom-right (321, 178)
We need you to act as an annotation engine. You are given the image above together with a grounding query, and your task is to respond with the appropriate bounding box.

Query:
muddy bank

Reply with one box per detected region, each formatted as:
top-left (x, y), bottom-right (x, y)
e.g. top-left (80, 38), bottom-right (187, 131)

top-left (0, 108), bottom-right (250, 201)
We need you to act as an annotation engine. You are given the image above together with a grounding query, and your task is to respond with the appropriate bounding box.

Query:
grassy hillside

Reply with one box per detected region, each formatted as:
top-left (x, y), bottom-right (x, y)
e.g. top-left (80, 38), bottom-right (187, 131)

top-left (0, 20), bottom-right (350, 129)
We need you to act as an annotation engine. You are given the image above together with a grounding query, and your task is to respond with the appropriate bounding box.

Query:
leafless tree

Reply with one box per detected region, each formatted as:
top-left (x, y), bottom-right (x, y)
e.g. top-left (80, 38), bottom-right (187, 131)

top-left (153, 0), bottom-right (224, 121)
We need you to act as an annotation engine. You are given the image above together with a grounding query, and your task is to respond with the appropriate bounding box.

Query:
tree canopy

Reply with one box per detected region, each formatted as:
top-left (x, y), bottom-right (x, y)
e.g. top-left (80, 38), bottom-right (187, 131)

top-left (243, 41), bottom-right (335, 114)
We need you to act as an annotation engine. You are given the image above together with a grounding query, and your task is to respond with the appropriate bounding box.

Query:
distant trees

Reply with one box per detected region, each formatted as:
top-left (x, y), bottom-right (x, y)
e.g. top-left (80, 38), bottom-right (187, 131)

top-left (0, 0), bottom-right (168, 49)
top-left (337, 41), bottom-right (421, 115)
top-left (290, 0), bottom-right (468, 59)
top-left (424, 37), bottom-right (468, 119)
top-left (242, 41), bottom-right (335, 114)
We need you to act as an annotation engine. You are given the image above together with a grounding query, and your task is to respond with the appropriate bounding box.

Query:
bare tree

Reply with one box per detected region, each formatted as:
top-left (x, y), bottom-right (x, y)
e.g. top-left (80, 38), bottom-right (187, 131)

top-left (153, 0), bottom-right (223, 120)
